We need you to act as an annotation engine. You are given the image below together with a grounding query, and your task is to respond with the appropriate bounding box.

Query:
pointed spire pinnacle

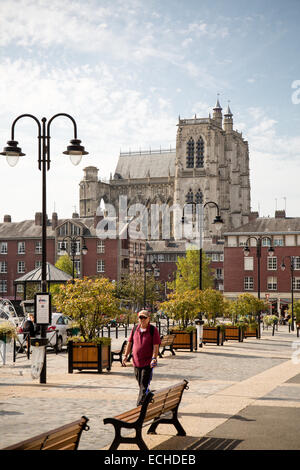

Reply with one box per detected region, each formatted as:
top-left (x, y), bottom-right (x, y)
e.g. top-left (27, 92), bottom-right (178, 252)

top-left (225, 100), bottom-right (233, 116)
top-left (213, 93), bottom-right (222, 110)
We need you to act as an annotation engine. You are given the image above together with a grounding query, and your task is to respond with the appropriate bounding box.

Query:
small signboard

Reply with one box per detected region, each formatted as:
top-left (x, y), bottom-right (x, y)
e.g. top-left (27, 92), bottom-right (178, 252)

top-left (34, 293), bottom-right (51, 325)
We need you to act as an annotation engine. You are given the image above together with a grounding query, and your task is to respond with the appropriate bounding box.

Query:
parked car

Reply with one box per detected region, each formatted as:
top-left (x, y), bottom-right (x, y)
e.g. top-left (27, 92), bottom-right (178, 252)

top-left (18, 313), bottom-right (72, 352)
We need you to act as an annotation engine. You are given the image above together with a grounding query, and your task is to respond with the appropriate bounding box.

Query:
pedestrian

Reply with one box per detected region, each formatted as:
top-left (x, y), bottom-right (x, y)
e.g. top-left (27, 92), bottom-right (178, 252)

top-left (22, 313), bottom-right (36, 338)
top-left (122, 310), bottom-right (161, 406)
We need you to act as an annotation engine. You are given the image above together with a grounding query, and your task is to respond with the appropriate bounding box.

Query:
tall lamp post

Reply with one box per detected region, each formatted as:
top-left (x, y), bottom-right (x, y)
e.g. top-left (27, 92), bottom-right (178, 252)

top-left (181, 200), bottom-right (223, 315)
top-left (281, 256), bottom-right (295, 331)
top-left (0, 113), bottom-right (88, 383)
top-left (61, 235), bottom-right (88, 282)
top-left (135, 255), bottom-right (159, 309)
top-left (243, 236), bottom-right (275, 335)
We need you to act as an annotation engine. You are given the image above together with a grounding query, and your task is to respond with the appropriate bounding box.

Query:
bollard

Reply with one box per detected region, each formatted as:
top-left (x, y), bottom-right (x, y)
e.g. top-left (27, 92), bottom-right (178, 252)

top-left (116, 325), bottom-right (118, 339)
top-left (125, 325), bottom-right (127, 338)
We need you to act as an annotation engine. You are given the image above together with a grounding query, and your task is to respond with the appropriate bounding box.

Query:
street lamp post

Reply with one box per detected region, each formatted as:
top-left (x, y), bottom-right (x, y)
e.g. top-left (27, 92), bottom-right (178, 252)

top-left (1, 113), bottom-right (88, 383)
top-left (281, 256), bottom-right (295, 331)
top-left (181, 200), bottom-right (223, 309)
top-left (243, 236), bottom-right (275, 336)
top-left (61, 235), bottom-right (88, 282)
top-left (135, 255), bottom-right (158, 309)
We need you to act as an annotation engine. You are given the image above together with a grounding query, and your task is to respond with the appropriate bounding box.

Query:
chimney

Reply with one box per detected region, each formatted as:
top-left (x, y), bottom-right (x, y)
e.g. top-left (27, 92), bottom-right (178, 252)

top-left (35, 212), bottom-right (43, 226)
top-left (249, 211), bottom-right (259, 221)
top-left (3, 215), bottom-right (11, 223)
top-left (72, 212), bottom-right (79, 219)
top-left (52, 212), bottom-right (58, 230)
top-left (275, 210), bottom-right (286, 218)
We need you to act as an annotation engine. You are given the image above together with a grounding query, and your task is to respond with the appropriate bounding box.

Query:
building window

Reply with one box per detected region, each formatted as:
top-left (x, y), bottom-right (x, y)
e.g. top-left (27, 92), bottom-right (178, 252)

top-left (267, 276), bottom-right (277, 290)
top-left (0, 261), bottom-right (7, 273)
top-left (157, 254), bottom-right (164, 262)
top-left (293, 257), bottom-right (300, 270)
top-left (35, 261), bottom-right (42, 269)
top-left (212, 254), bottom-right (219, 262)
top-left (186, 138), bottom-right (194, 168)
top-left (267, 256), bottom-right (277, 270)
top-left (58, 224), bottom-right (68, 237)
top-left (195, 190), bottom-right (203, 204)
top-left (244, 257), bottom-right (254, 271)
top-left (274, 238), bottom-right (283, 247)
top-left (58, 241), bottom-right (67, 255)
top-left (71, 224), bottom-right (81, 236)
top-left (97, 240), bottom-right (105, 254)
top-left (216, 268), bottom-right (223, 279)
top-left (220, 254), bottom-right (224, 262)
top-left (18, 242), bottom-right (25, 254)
top-left (0, 280), bottom-right (7, 293)
top-left (17, 261), bottom-right (25, 273)
top-left (97, 260), bottom-right (105, 273)
top-left (16, 284), bottom-right (24, 293)
top-left (0, 242), bottom-right (7, 254)
top-left (186, 189), bottom-right (193, 204)
top-left (244, 277), bottom-right (254, 290)
top-left (35, 240), bottom-right (42, 254)
top-left (292, 278), bottom-right (300, 290)
top-left (196, 137), bottom-right (204, 168)
top-left (262, 238), bottom-right (271, 247)
top-left (74, 260), bottom-right (81, 275)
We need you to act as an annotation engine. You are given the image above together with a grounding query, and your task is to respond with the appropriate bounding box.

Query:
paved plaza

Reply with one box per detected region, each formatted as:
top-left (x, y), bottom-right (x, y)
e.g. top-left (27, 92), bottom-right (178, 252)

top-left (1, 325), bottom-right (300, 451)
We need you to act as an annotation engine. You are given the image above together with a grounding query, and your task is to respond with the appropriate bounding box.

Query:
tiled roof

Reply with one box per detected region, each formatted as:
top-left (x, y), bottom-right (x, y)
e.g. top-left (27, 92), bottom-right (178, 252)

top-left (224, 217), bottom-right (300, 235)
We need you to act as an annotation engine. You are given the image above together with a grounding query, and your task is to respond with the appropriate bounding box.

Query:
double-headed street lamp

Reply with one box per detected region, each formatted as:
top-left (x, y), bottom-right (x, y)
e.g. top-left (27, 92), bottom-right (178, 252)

top-left (1, 113), bottom-right (88, 383)
top-left (281, 256), bottom-right (295, 331)
top-left (61, 235), bottom-right (88, 283)
top-left (182, 200), bottom-right (223, 292)
top-left (244, 236), bottom-right (275, 335)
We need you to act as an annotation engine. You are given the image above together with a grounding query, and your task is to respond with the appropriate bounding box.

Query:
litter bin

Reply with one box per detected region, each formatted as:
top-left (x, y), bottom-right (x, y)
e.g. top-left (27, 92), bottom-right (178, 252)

top-left (195, 319), bottom-right (204, 348)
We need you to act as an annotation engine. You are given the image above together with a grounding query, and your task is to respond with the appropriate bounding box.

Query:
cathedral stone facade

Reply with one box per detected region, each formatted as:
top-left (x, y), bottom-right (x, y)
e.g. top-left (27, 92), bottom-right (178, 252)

top-left (79, 99), bottom-right (251, 246)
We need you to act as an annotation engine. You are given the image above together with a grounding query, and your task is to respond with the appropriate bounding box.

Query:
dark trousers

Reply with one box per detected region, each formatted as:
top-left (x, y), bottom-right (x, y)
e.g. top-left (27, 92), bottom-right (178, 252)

top-left (134, 366), bottom-right (152, 406)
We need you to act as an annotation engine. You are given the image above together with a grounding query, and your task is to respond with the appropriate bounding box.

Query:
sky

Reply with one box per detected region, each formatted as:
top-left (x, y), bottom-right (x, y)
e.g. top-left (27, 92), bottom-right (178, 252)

top-left (0, 0), bottom-right (300, 222)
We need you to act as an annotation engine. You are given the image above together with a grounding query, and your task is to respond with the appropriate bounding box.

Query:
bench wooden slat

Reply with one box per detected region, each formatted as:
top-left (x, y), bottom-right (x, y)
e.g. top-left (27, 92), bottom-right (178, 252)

top-left (2, 416), bottom-right (89, 451)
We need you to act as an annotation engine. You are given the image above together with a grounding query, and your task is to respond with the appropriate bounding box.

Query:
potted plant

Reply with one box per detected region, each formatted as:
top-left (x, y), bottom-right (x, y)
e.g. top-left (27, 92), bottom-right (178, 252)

top-left (160, 289), bottom-right (200, 351)
top-left (200, 289), bottom-right (227, 346)
top-left (54, 277), bottom-right (120, 373)
top-left (0, 321), bottom-right (17, 343)
top-left (231, 294), bottom-right (268, 339)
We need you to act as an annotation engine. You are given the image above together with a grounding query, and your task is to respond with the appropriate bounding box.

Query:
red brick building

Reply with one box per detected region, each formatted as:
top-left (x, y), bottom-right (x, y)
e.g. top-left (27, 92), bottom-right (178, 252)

top-left (223, 211), bottom-right (300, 314)
top-left (0, 212), bottom-right (145, 299)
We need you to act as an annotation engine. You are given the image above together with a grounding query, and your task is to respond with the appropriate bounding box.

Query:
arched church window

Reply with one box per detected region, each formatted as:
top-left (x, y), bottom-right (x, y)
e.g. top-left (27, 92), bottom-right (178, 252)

top-left (186, 189), bottom-right (194, 203)
top-left (186, 138), bottom-right (194, 168)
top-left (196, 137), bottom-right (204, 168)
top-left (195, 190), bottom-right (203, 204)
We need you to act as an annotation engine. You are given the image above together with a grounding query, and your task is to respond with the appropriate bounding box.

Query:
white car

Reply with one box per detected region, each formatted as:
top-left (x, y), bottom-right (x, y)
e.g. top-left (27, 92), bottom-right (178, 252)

top-left (18, 313), bottom-right (72, 352)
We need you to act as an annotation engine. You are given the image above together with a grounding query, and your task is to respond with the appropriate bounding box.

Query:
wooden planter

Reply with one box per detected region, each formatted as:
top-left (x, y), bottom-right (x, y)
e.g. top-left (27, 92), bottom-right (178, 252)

top-left (171, 330), bottom-right (197, 351)
top-left (244, 326), bottom-right (259, 339)
top-left (68, 341), bottom-right (111, 373)
top-left (202, 326), bottom-right (224, 345)
top-left (224, 326), bottom-right (244, 342)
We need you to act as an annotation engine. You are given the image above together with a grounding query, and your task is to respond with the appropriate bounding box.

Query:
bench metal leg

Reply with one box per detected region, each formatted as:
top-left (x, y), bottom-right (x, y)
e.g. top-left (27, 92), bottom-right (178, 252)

top-left (147, 410), bottom-right (186, 436)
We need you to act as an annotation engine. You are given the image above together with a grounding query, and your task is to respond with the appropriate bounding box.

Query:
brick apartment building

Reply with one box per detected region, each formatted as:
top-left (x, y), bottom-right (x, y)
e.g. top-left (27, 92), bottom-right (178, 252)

top-left (223, 210), bottom-right (300, 314)
top-left (0, 212), bottom-right (145, 299)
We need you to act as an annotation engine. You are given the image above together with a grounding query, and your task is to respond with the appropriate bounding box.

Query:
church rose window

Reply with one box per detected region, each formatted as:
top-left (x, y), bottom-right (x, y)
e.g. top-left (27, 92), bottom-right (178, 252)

top-left (186, 138), bottom-right (194, 168)
top-left (196, 137), bottom-right (204, 168)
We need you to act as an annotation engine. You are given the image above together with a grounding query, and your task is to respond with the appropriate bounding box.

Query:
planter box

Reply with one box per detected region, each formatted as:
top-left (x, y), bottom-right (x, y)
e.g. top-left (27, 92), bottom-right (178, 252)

top-left (68, 341), bottom-right (111, 373)
top-left (244, 326), bottom-right (259, 339)
top-left (171, 330), bottom-right (197, 351)
top-left (224, 326), bottom-right (244, 342)
top-left (202, 326), bottom-right (224, 346)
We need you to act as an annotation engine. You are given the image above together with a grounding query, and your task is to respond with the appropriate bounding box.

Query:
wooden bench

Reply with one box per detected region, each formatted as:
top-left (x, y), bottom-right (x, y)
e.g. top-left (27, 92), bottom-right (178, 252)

top-left (111, 339), bottom-right (128, 364)
top-left (158, 334), bottom-right (176, 358)
top-left (103, 379), bottom-right (189, 450)
top-left (2, 416), bottom-right (89, 450)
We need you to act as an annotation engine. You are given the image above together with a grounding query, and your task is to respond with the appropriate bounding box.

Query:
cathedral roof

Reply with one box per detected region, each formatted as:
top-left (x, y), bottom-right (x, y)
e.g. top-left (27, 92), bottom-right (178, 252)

top-left (114, 149), bottom-right (176, 180)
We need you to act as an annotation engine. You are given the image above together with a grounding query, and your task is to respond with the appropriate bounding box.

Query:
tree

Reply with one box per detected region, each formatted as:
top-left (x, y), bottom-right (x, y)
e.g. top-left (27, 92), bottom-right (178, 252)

top-left (288, 301), bottom-right (300, 323)
top-left (160, 289), bottom-right (202, 328)
top-left (55, 254), bottom-right (74, 277)
top-left (229, 293), bottom-right (268, 324)
top-left (200, 288), bottom-right (228, 325)
top-left (53, 277), bottom-right (120, 341)
top-left (170, 249), bottom-right (214, 293)
top-left (115, 273), bottom-right (162, 311)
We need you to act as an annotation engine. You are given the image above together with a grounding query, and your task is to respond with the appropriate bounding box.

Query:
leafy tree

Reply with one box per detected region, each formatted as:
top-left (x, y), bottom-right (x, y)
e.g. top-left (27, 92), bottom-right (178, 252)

top-left (53, 277), bottom-right (120, 341)
top-left (229, 293), bottom-right (268, 325)
top-left (200, 288), bottom-right (228, 325)
top-left (288, 301), bottom-right (300, 323)
top-left (160, 289), bottom-right (202, 328)
top-left (170, 249), bottom-right (214, 293)
top-left (115, 273), bottom-right (162, 310)
top-left (55, 254), bottom-right (74, 277)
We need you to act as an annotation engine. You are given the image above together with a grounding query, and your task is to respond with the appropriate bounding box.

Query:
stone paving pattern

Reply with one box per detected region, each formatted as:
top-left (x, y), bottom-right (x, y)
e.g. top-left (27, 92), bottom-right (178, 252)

top-left (1, 324), bottom-right (300, 450)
